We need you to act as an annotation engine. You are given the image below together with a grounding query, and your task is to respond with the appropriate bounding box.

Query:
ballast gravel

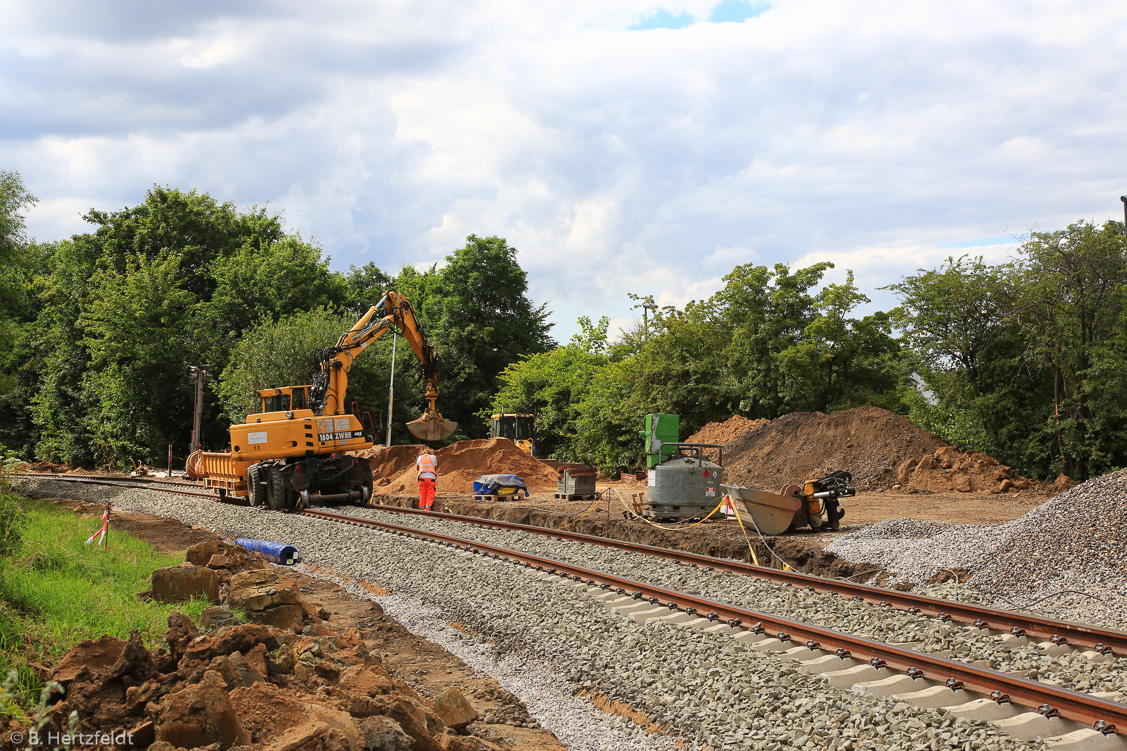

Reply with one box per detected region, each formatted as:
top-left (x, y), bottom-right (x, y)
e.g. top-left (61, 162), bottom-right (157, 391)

top-left (827, 470), bottom-right (1127, 630)
top-left (336, 505), bottom-right (1127, 703)
top-left (20, 478), bottom-right (1058, 750)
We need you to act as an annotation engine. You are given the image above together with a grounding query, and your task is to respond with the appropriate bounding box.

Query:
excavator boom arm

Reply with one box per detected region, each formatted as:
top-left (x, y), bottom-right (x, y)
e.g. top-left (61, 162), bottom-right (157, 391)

top-left (308, 291), bottom-right (455, 441)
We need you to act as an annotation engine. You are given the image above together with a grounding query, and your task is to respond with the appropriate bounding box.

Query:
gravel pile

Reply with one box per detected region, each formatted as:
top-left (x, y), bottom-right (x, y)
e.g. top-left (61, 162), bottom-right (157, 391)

top-left (827, 469), bottom-right (1127, 628)
top-left (18, 478), bottom-right (1100, 748)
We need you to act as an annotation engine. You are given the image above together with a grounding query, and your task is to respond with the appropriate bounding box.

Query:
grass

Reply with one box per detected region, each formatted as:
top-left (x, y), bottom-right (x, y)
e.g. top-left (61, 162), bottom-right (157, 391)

top-left (0, 492), bottom-right (209, 712)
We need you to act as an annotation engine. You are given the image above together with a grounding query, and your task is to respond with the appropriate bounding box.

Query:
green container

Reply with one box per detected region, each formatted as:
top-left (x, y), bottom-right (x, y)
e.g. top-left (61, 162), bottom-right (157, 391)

top-left (641, 414), bottom-right (679, 468)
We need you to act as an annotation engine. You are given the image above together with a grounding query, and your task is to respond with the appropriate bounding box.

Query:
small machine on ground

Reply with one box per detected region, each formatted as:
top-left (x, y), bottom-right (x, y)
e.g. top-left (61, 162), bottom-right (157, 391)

top-left (197, 291), bottom-right (456, 510)
top-left (640, 414), bottom-right (724, 520)
top-left (721, 471), bottom-right (854, 534)
top-left (555, 463), bottom-right (598, 500)
top-left (490, 412), bottom-right (536, 455)
top-left (639, 413), bottom-right (853, 532)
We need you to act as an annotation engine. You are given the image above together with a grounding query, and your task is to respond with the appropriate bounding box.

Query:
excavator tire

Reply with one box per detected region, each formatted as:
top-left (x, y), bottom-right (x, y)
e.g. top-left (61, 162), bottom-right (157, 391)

top-left (268, 466), bottom-right (292, 510)
top-left (248, 465), bottom-right (265, 507)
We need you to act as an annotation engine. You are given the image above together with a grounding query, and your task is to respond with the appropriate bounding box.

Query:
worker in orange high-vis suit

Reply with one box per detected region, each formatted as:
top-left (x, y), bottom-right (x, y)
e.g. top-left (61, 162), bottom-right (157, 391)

top-left (416, 449), bottom-right (438, 510)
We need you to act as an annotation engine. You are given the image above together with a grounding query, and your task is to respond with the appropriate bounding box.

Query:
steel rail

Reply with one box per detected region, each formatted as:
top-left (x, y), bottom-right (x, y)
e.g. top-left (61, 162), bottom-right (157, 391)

top-left (18, 472), bottom-right (1127, 656)
top-left (304, 508), bottom-right (1126, 735)
top-left (15, 472), bottom-right (224, 500)
top-left (354, 503), bottom-right (1127, 657)
top-left (12, 475), bottom-right (1125, 732)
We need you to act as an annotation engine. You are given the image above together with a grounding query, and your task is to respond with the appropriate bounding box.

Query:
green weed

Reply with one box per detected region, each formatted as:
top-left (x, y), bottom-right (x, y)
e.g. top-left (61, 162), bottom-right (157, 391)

top-left (0, 493), bottom-right (209, 710)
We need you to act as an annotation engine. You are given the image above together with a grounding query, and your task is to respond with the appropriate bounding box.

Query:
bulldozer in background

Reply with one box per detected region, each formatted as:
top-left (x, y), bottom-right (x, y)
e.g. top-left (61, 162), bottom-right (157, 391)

top-left (490, 412), bottom-right (536, 455)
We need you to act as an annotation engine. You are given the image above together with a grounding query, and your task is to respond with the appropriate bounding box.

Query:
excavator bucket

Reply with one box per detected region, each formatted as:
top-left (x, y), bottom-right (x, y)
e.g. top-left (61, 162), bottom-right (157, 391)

top-left (406, 411), bottom-right (457, 442)
top-left (720, 484), bottom-right (803, 536)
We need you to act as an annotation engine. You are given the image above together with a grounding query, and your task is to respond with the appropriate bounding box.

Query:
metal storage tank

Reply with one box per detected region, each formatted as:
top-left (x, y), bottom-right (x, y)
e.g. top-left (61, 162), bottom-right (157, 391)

top-left (645, 447), bottom-right (723, 520)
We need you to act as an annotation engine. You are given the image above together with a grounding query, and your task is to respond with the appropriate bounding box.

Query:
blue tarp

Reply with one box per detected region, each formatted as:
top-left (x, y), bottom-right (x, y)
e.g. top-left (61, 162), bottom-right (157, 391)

top-left (473, 474), bottom-right (528, 496)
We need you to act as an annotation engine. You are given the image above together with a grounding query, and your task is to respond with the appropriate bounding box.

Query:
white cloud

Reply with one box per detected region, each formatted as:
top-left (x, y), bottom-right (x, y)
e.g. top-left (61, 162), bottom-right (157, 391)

top-left (4, 0), bottom-right (1127, 341)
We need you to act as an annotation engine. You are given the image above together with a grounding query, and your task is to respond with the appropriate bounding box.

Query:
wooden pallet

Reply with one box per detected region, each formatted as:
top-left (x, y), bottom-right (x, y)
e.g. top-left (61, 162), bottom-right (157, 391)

top-left (473, 493), bottom-right (525, 502)
top-left (554, 492), bottom-right (598, 501)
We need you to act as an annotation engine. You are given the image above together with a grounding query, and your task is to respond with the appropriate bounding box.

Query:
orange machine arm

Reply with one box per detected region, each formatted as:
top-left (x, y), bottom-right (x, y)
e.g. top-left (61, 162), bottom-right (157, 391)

top-left (308, 292), bottom-right (454, 440)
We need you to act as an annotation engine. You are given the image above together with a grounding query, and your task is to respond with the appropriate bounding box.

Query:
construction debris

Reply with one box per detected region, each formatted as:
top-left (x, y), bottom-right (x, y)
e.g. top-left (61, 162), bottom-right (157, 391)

top-left (38, 539), bottom-right (484, 751)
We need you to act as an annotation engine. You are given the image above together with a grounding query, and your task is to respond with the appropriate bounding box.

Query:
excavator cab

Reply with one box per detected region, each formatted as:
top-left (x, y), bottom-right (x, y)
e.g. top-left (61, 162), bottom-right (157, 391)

top-left (258, 386), bottom-right (311, 414)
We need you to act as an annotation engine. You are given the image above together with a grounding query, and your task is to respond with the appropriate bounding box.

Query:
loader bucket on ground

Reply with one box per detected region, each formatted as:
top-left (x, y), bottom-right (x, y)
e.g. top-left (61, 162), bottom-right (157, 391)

top-left (721, 484), bottom-right (802, 536)
top-left (406, 412), bottom-right (457, 442)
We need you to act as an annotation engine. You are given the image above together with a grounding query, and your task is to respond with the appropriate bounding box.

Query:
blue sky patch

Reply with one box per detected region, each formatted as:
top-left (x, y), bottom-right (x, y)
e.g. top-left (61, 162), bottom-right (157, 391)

top-left (630, 2), bottom-right (769, 30)
top-left (630, 9), bottom-right (695, 30)
top-left (709, 1), bottom-right (770, 23)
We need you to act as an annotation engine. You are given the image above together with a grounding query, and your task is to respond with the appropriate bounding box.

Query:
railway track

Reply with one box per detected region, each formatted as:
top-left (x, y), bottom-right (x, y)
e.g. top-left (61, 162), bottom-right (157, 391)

top-left (16, 472), bottom-right (1127, 748)
top-left (19, 471), bottom-right (1127, 656)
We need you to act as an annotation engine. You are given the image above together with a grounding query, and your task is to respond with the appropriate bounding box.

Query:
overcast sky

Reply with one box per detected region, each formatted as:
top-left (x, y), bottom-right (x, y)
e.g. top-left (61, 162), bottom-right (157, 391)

top-left (4, 1), bottom-right (1126, 341)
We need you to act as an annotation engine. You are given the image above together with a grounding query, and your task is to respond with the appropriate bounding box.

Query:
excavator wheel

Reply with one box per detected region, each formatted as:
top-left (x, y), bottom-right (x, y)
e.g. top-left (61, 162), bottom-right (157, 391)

top-left (268, 466), bottom-right (293, 510)
top-left (357, 462), bottom-right (374, 505)
top-left (248, 465), bottom-right (265, 507)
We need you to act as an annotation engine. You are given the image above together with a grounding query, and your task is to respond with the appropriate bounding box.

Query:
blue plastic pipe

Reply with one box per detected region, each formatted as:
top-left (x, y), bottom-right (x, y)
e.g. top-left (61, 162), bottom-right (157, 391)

top-left (235, 537), bottom-right (299, 565)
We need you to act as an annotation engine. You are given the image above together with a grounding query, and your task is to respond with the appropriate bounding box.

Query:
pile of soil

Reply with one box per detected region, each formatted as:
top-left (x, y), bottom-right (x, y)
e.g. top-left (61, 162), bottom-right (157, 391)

top-left (355, 438), bottom-right (559, 495)
top-left (685, 416), bottom-right (769, 447)
top-left (20, 460), bottom-right (71, 473)
top-left (715, 406), bottom-right (1031, 493)
top-left (36, 541), bottom-right (489, 751)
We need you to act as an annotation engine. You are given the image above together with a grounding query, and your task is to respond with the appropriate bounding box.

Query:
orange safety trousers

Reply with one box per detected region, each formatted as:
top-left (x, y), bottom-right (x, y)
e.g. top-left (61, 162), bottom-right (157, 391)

top-left (418, 478), bottom-right (436, 510)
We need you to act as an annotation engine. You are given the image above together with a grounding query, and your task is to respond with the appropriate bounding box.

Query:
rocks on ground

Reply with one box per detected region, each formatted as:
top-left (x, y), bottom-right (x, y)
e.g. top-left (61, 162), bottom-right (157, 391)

top-left (41, 538), bottom-right (494, 751)
top-left (827, 467), bottom-right (1127, 628)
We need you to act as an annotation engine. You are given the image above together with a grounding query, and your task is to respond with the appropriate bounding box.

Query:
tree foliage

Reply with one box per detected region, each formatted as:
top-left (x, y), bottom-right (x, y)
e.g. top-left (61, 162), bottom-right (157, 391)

top-left (890, 221), bottom-right (1127, 480)
top-left (5, 171), bottom-right (1127, 484)
top-left (493, 262), bottom-right (908, 473)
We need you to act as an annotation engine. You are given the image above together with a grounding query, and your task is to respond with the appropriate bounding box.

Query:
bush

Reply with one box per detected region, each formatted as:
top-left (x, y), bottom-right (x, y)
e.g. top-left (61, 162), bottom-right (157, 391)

top-left (0, 495), bottom-right (24, 556)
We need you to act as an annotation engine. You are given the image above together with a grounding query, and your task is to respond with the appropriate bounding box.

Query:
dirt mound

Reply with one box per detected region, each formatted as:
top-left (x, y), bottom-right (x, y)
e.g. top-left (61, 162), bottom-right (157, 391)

top-left (722, 406), bottom-right (1030, 493)
top-left (359, 438), bottom-right (559, 495)
top-left (685, 415), bottom-right (769, 447)
top-left (20, 461), bottom-right (70, 473)
top-left (39, 559), bottom-right (482, 751)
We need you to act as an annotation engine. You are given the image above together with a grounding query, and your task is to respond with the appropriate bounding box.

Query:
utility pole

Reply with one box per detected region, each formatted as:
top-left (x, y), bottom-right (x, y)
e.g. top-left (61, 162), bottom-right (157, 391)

top-left (1120, 196), bottom-right (1127, 237)
top-left (385, 331), bottom-right (398, 447)
top-left (187, 365), bottom-right (213, 452)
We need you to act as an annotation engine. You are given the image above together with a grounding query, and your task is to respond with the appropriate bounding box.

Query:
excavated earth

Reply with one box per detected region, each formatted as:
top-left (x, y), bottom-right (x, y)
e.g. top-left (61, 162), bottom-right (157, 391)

top-left (17, 501), bottom-right (567, 751)
top-left (358, 408), bottom-right (1052, 581)
top-left (694, 406), bottom-right (1036, 494)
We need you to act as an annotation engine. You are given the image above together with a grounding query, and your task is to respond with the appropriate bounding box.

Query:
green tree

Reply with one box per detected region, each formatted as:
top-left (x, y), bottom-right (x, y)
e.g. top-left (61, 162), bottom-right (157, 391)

top-left (204, 236), bottom-right (348, 338)
top-left (491, 316), bottom-right (611, 460)
top-left (778, 272), bottom-right (905, 412)
top-left (716, 261), bottom-right (833, 418)
top-left (1015, 220), bottom-right (1127, 477)
top-left (886, 256), bottom-right (1020, 394)
top-left (30, 187), bottom-right (345, 466)
top-left (888, 255), bottom-right (1046, 473)
top-left (426, 235), bottom-right (554, 435)
top-left (80, 251), bottom-right (196, 461)
top-left (0, 171), bottom-right (39, 457)
top-left (344, 262), bottom-right (393, 315)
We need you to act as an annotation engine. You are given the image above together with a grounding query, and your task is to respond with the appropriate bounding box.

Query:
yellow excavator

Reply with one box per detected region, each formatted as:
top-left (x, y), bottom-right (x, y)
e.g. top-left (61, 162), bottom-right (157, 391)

top-left (197, 291), bottom-right (456, 509)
